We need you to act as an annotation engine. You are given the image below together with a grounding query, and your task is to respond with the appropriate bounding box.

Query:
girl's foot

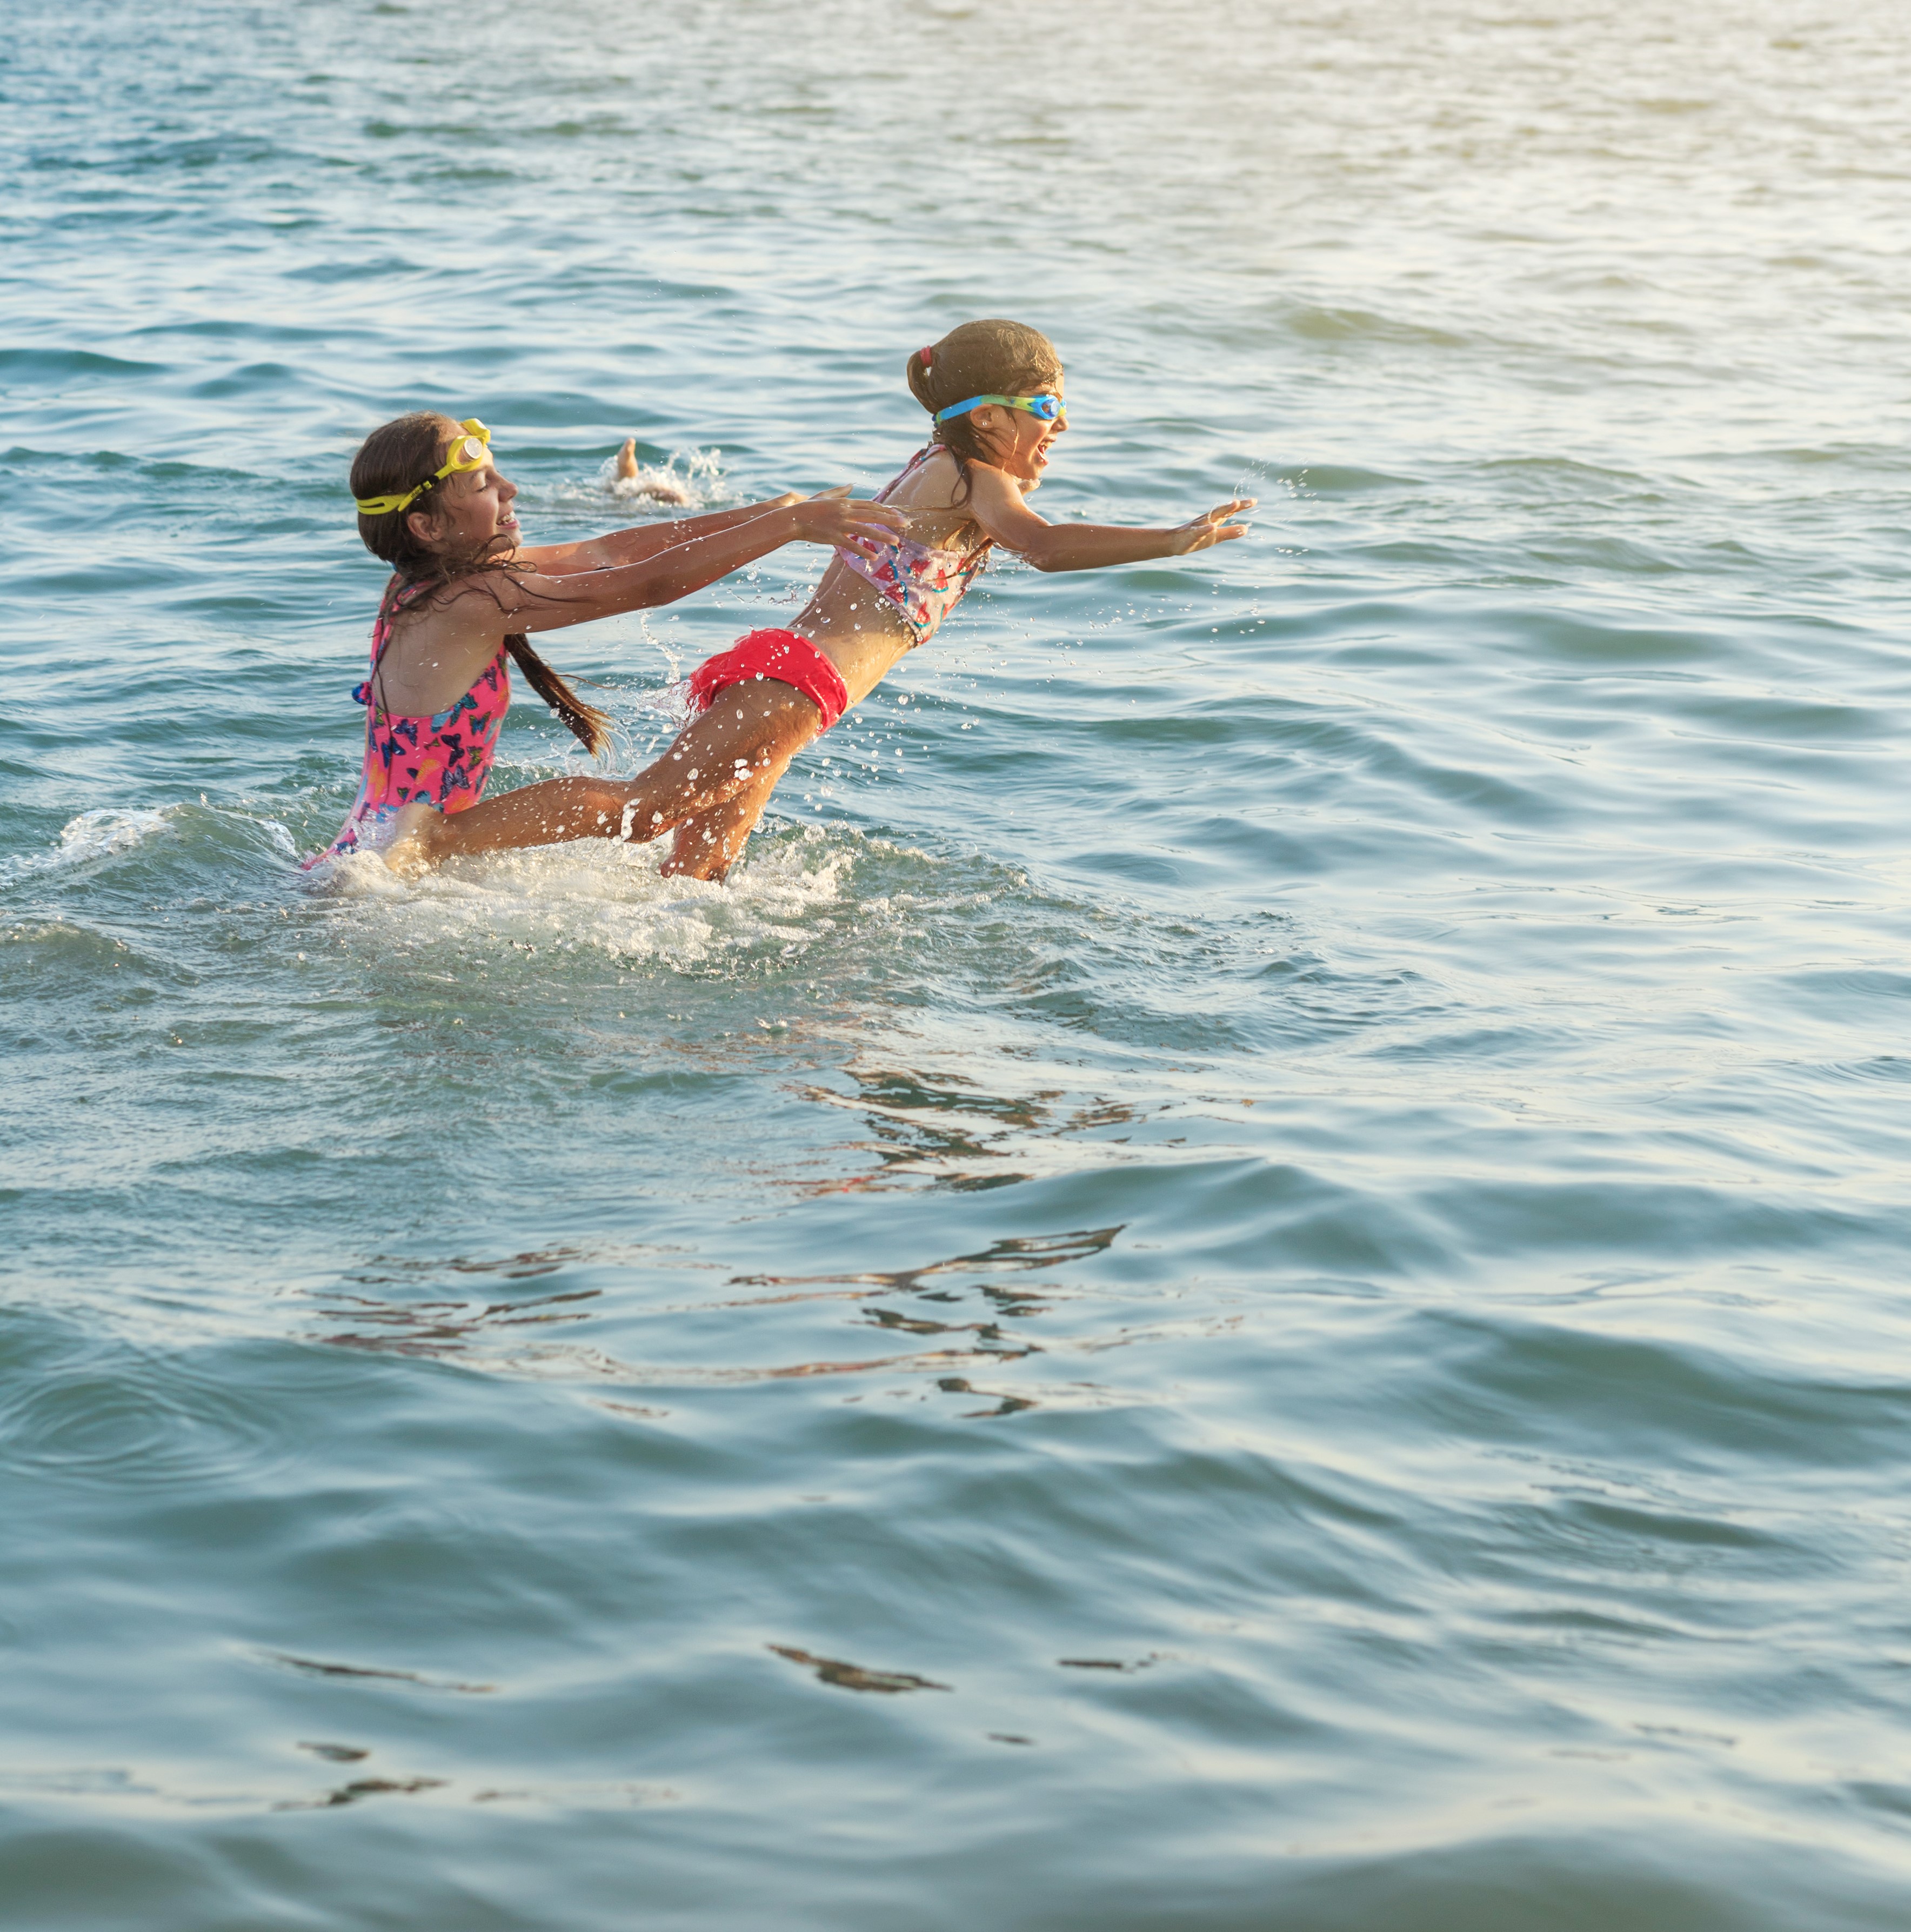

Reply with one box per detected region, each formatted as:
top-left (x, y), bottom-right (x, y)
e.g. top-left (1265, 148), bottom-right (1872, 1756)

top-left (614, 437), bottom-right (693, 505)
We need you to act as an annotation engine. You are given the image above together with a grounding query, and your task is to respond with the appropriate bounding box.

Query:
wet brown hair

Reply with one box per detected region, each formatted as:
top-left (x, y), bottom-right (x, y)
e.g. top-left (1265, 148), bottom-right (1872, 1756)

top-left (904, 319), bottom-right (1063, 504)
top-left (349, 412), bottom-right (612, 757)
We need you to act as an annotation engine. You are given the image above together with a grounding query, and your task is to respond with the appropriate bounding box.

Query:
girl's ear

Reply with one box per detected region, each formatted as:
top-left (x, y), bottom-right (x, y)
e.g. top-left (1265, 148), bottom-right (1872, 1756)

top-left (404, 504), bottom-right (441, 551)
top-left (968, 405), bottom-right (1013, 460)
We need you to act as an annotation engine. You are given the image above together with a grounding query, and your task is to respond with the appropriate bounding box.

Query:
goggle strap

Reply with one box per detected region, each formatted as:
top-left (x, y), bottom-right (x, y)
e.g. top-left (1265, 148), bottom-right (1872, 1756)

top-left (933, 393), bottom-right (1064, 424)
top-left (353, 418), bottom-right (491, 516)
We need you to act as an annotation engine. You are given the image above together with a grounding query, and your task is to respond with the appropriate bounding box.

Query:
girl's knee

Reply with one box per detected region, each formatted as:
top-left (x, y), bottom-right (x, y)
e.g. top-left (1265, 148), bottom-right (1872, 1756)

top-left (406, 808), bottom-right (453, 863)
top-left (569, 781), bottom-right (637, 835)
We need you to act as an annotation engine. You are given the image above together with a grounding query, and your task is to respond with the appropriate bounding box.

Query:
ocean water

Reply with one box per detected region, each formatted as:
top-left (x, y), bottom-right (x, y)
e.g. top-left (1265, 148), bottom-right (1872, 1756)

top-left (4, 0), bottom-right (1909, 1923)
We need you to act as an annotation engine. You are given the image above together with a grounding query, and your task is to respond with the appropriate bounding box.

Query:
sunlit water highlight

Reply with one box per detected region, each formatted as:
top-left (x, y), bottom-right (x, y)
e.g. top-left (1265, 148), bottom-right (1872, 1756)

top-left (4, 2), bottom-right (1910, 1926)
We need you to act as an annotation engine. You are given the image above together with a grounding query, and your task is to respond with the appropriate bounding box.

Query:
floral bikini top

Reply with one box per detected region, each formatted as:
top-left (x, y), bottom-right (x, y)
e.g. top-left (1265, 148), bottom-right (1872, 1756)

top-left (833, 446), bottom-right (990, 645)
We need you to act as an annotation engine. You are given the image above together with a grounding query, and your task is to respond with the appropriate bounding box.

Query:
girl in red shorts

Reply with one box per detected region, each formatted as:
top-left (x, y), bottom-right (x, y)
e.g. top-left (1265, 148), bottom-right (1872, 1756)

top-left (645, 317), bottom-right (1251, 879)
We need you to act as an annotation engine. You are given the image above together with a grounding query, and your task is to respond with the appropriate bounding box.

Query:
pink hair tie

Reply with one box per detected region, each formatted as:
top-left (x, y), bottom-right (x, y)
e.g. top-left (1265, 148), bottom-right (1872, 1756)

top-left (919, 346), bottom-right (933, 366)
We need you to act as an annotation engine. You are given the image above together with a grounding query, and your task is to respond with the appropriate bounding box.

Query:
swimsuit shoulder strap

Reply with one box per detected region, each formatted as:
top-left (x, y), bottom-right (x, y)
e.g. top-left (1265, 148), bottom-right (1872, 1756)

top-left (364, 577), bottom-right (438, 719)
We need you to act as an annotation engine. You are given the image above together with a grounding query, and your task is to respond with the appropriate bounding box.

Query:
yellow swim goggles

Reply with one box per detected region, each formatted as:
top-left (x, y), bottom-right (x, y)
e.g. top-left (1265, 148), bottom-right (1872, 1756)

top-left (354, 419), bottom-right (492, 517)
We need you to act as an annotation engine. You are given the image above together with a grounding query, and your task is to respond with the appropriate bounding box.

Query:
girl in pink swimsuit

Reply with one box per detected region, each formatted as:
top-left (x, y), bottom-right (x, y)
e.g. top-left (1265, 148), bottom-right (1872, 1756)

top-left (307, 413), bottom-right (905, 872)
top-left (649, 318), bottom-right (1254, 880)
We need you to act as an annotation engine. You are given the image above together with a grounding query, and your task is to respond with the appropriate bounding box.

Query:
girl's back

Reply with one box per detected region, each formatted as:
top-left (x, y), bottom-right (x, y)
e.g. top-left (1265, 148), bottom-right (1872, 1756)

top-left (800, 445), bottom-right (992, 667)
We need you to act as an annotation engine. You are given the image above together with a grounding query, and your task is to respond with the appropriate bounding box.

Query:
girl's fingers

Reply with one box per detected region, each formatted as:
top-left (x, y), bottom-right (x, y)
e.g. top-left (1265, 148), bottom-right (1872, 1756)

top-left (789, 497), bottom-right (908, 546)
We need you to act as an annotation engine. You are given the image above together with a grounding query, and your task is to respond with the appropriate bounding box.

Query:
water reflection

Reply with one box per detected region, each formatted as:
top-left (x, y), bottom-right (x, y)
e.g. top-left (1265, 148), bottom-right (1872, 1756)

top-left (262, 1651), bottom-right (495, 1694)
top-left (299, 1228), bottom-right (1124, 1414)
top-left (730, 1225), bottom-right (1120, 1292)
top-left (799, 1060), bottom-right (1150, 1188)
top-left (275, 1775), bottom-right (445, 1812)
top-left (769, 1645), bottom-right (950, 1695)
top-left (317, 1286), bottom-right (601, 1359)
top-left (935, 1374), bottom-right (1038, 1419)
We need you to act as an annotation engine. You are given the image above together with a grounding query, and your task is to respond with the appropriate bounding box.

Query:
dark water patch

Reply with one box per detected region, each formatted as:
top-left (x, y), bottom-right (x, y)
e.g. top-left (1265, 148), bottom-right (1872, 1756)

top-left (1412, 1310), bottom-right (1911, 1473)
top-left (1512, 609), bottom-right (1726, 667)
top-left (1284, 304), bottom-right (1472, 350)
top-left (125, 317), bottom-right (337, 345)
top-left (0, 1321), bottom-right (291, 1494)
top-left (282, 251), bottom-right (429, 282)
top-left (185, 361), bottom-right (312, 400)
top-left (0, 915), bottom-right (201, 990)
top-left (1781, 967), bottom-right (1911, 1021)
top-left (0, 347), bottom-right (167, 384)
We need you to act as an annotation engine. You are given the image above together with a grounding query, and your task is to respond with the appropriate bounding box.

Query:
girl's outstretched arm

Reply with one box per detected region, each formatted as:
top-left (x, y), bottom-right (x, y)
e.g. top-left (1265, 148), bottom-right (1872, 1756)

top-left (961, 465), bottom-right (1253, 572)
top-left (493, 492), bottom-right (905, 632)
top-left (518, 494), bottom-right (805, 575)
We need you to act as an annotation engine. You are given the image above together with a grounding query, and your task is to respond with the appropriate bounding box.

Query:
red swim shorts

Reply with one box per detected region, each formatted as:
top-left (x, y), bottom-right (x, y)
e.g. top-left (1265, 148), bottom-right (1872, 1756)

top-left (687, 629), bottom-right (849, 732)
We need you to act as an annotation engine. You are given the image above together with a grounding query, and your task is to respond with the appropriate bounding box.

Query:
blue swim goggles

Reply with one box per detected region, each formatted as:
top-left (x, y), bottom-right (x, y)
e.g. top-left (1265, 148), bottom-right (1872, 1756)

top-left (933, 392), bottom-right (1067, 424)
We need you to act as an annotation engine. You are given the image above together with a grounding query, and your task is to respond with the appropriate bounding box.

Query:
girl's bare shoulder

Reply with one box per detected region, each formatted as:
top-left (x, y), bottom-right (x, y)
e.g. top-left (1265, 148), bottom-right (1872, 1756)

top-left (391, 570), bottom-right (518, 640)
top-left (879, 446), bottom-right (965, 511)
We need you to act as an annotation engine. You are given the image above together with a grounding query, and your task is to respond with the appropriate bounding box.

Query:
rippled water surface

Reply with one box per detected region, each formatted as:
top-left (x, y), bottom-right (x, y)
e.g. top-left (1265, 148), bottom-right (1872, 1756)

top-left (5, 2), bottom-right (1910, 1925)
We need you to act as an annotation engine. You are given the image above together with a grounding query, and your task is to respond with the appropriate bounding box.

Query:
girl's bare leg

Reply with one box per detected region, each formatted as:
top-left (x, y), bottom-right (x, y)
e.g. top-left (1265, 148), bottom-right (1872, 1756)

top-left (661, 685), bottom-right (821, 881)
top-left (396, 681), bottom-right (821, 870)
top-left (661, 752), bottom-right (795, 881)
top-left (405, 773), bottom-right (714, 866)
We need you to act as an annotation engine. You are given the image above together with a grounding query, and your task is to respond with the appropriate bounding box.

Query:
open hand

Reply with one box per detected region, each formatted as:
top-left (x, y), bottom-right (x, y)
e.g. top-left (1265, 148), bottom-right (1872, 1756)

top-left (1168, 498), bottom-right (1255, 556)
top-left (787, 485), bottom-right (908, 557)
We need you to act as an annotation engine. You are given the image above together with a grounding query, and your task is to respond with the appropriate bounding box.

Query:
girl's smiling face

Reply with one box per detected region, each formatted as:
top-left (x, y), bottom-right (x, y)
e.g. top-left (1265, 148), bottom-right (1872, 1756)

top-left (406, 424), bottom-right (521, 556)
top-left (969, 377), bottom-right (1068, 489)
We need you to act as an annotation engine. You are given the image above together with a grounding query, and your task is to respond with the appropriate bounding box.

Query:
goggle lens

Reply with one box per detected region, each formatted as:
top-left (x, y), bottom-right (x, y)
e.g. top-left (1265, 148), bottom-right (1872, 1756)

top-left (932, 392), bottom-right (1068, 425)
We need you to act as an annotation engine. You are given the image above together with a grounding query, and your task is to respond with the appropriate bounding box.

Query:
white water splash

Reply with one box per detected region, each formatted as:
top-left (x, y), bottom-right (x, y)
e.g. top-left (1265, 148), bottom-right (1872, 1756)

top-left (0, 807), bottom-right (176, 882)
top-left (542, 445), bottom-right (727, 513)
top-left (321, 824), bottom-right (860, 969)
